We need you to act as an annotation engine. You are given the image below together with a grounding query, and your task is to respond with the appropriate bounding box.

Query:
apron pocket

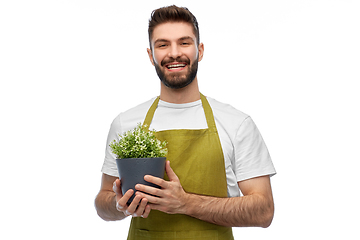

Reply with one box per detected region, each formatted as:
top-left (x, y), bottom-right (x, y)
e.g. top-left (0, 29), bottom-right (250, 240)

top-left (135, 229), bottom-right (219, 240)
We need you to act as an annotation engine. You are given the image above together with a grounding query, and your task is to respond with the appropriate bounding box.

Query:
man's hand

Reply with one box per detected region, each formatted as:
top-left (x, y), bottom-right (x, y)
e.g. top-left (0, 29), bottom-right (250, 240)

top-left (134, 162), bottom-right (274, 228)
top-left (135, 161), bottom-right (188, 214)
top-left (113, 179), bottom-right (151, 218)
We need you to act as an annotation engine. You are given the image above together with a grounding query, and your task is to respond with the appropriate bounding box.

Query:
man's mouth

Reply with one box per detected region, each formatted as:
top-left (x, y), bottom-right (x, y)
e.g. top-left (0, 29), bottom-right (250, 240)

top-left (165, 63), bottom-right (187, 71)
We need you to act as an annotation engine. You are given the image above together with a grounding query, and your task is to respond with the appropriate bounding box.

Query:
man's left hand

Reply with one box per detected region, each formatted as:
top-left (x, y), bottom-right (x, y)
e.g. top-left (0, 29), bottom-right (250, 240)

top-left (135, 161), bottom-right (188, 214)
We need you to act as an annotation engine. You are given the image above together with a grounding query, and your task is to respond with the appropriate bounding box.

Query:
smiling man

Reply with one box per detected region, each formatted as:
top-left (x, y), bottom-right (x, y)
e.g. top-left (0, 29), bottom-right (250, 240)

top-left (149, 22), bottom-right (201, 90)
top-left (95, 5), bottom-right (276, 240)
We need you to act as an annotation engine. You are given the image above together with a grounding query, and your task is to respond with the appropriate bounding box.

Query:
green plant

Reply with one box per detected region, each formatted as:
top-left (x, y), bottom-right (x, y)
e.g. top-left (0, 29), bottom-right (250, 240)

top-left (110, 123), bottom-right (167, 159)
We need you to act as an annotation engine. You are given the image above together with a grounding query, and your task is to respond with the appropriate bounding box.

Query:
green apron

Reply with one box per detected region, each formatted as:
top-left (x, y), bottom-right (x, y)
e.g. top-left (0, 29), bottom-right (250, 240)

top-left (127, 93), bottom-right (234, 240)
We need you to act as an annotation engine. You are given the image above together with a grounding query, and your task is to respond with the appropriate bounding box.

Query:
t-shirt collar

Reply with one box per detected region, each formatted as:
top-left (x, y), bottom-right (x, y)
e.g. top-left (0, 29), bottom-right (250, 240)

top-left (158, 99), bottom-right (202, 109)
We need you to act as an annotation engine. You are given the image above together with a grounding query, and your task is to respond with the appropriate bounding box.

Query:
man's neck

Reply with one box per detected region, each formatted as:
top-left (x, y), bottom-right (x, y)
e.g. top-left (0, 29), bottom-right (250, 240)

top-left (159, 78), bottom-right (201, 104)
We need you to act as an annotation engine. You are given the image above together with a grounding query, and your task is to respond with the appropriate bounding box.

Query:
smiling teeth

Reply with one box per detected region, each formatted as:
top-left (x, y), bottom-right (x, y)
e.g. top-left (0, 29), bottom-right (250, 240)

top-left (167, 64), bottom-right (186, 69)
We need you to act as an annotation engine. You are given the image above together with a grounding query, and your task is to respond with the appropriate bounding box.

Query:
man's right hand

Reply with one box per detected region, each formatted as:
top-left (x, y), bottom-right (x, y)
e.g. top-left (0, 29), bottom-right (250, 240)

top-left (113, 179), bottom-right (151, 218)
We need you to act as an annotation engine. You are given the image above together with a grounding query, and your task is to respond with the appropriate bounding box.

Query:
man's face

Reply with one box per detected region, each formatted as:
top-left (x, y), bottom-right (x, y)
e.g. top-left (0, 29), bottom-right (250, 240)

top-left (147, 22), bottom-right (204, 89)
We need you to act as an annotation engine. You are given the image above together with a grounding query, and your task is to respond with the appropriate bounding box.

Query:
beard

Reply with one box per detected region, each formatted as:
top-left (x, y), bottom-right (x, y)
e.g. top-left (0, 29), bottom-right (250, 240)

top-left (154, 56), bottom-right (198, 89)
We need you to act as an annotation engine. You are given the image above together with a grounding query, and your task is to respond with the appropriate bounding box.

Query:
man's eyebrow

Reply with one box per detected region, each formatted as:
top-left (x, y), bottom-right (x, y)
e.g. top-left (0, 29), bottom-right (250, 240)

top-left (154, 36), bottom-right (194, 44)
top-left (179, 36), bottom-right (194, 42)
top-left (154, 39), bottom-right (170, 44)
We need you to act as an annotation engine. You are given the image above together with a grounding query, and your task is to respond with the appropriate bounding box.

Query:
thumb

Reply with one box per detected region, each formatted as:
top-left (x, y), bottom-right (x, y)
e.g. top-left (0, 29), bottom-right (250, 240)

top-left (165, 161), bottom-right (179, 182)
top-left (113, 179), bottom-right (122, 195)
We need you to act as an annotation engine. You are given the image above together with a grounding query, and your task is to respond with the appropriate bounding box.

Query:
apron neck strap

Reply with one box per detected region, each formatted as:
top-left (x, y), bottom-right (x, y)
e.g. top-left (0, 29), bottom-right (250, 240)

top-left (143, 96), bottom-right (160, 130)
top-left (200, 93), bottom-right (217, 130)
top-left (143, 93), bottom-right (217, 131)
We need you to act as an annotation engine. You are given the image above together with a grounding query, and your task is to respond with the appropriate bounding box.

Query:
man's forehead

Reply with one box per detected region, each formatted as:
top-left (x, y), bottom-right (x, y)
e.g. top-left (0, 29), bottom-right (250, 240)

top-left (151, 22), bottom-right (196, 42)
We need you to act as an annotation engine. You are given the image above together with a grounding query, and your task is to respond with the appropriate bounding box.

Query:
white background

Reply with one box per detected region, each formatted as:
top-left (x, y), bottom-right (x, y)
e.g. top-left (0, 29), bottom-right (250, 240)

top-left (1, 0), bottom-right (359, 239)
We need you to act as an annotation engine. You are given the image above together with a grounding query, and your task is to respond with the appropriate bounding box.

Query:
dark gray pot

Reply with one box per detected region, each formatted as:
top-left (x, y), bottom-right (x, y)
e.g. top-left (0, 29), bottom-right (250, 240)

top-left (115, 157), bottom-right (166, 205)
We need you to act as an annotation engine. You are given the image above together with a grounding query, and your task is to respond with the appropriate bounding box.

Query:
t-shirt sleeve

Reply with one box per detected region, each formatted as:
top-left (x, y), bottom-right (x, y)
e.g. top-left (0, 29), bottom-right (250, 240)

top-left (101, 115), bottom-right (121, 177)
top-left (234, 117), bottom-right (276, 182)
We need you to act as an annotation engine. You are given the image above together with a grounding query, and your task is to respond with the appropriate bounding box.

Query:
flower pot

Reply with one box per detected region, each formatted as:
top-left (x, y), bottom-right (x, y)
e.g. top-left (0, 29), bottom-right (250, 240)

top-left (116, 157), bottom-right (166, 205)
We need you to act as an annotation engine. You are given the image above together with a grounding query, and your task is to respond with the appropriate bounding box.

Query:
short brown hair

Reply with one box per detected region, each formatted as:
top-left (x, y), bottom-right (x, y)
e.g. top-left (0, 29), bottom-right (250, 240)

top-left (148, 5), bottom-right (200, 48)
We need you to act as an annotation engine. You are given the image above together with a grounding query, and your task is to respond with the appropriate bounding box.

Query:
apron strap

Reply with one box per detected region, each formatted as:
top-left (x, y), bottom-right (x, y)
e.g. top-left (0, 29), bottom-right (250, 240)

top-left (143, 93), bottom-right (217, 132)
top-left (200, 93), bottom-right (217, 132)
top-left (143, 96), bottom-right (160, 131)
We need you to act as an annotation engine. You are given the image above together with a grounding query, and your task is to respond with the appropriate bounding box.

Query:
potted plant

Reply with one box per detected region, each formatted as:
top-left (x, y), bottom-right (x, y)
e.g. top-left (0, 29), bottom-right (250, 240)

top-left (110, 123), bottom-right (167, 205)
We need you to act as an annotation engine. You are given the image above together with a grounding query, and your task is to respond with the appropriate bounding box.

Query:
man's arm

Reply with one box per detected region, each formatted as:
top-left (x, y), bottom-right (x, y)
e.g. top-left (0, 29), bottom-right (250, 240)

top-left (185, 176), bottom-right (274, 227)
top-left (94, 174), bottom-right (127, 221)
top-left (94, 174), bottom-right (151, 221)
top-left (135, 161), bottom-right (274, 227)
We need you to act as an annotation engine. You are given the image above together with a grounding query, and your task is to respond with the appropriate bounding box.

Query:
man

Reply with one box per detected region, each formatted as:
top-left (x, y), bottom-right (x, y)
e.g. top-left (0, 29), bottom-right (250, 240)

top-left (95, 5), bottom-right (276, 240)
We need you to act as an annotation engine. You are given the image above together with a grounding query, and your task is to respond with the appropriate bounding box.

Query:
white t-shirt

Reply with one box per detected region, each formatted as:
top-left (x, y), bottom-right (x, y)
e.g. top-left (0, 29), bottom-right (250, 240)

top-left (102, 96), bottom-right (276, 197)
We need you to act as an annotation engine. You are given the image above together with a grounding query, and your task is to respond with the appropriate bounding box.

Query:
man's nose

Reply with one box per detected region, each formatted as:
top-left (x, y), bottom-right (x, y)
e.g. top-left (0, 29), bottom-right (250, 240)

top-left (168, 44), bottom-right (182, 59)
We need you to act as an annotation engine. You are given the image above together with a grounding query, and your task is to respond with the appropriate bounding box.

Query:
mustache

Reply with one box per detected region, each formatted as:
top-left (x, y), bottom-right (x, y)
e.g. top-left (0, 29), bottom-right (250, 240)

top-left (161, 57), bottom-right (190, 66)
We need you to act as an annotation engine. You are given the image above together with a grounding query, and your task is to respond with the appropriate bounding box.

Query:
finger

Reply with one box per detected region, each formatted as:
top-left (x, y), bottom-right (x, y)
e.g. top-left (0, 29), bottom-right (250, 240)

top-left (133, 198), bottom-right (148, 217)
top-left (147, 203), bottom-right (161, 212)
top-left (116, 200), bottom-right (127, 212)
top-left (165, 161), bottom-right (179, 182)
top-left (113, 179), bottom-right (121, 194)
top-left (136, 183), bottom-right (163, 197)
top-left (116, 189), bottom-right (134, 211)
top-left (127, 194), bottom-right (142, 214)
top-left (136, 191), bottom-right (161, 205)
top-left (141, 204), bottom-right (151, 218)
top-left (144, 175), bottom-right (168, 189)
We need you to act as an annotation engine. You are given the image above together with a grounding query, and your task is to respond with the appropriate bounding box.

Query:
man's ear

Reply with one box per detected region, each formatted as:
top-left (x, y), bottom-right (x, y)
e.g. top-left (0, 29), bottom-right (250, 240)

top-left (198, 43), bottom-right (204, 62)
top-left (147, 48), bottom-right (155, 66)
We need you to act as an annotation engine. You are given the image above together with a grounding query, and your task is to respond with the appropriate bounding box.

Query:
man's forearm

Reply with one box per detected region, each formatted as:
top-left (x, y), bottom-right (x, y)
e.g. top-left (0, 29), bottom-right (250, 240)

top-left (184, 193), bottom-right (274, 228)
top-left (95, 190), bottom-right (127, 221)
